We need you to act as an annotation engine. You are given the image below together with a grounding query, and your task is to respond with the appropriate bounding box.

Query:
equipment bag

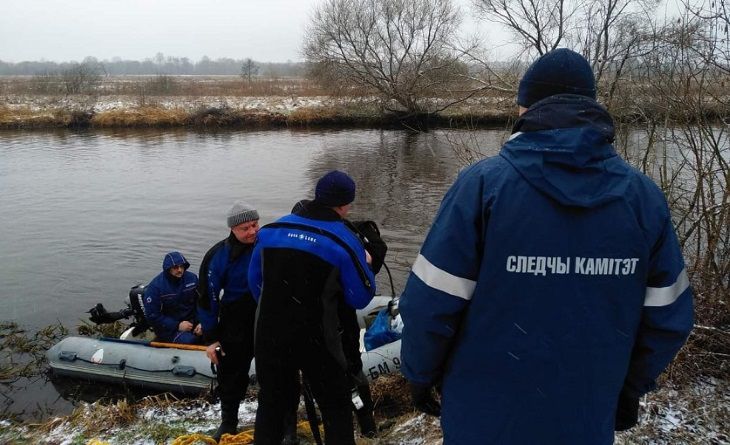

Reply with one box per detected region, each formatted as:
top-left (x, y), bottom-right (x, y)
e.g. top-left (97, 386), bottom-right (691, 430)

top-left (363, 307), bottom-right (402, 351)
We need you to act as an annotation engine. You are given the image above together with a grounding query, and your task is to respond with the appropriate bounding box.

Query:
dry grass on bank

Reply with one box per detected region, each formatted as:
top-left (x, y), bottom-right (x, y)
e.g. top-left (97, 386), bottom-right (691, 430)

top-left (0, 102), bottom-right (513, 130)
top-left (91, 106), bottom-right (190, 127)
top-left (0, 106), bottom-right (65, 129)
top-left (1, 373), bottom-right (726, 444)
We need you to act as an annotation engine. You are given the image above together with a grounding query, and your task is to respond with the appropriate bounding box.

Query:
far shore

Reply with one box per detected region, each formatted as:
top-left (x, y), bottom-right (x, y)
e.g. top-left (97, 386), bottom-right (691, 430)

top-left (0, 94), bottom-right (516, 131)
top-left (2, 72), bottom-right (727, 131)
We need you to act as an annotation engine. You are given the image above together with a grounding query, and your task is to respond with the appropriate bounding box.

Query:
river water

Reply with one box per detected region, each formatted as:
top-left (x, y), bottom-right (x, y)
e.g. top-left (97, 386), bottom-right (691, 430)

top-left (0, 127), bottom-right (507, 419)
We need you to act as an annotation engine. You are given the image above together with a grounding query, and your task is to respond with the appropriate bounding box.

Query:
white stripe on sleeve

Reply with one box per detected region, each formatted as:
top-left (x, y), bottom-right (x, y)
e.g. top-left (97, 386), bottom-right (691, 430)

top-left (644, 268), bottom-right (690, 307)
top-left (412, 253), bottom-right (476, 301)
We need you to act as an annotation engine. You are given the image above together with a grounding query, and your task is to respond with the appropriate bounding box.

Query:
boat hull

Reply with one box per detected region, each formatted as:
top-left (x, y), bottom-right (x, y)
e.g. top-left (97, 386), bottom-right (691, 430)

top-left (48, 297), bottom-right (401, 395)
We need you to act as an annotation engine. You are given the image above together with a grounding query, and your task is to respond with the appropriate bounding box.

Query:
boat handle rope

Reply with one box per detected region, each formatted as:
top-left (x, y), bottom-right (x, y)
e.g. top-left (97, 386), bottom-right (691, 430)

top-left (55, 351), bottom-right (215, 378)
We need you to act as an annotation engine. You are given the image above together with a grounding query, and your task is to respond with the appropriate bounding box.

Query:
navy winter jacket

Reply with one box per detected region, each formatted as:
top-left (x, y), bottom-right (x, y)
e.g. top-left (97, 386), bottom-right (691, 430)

top-left (400, 95), bottom-right (693, 444)
top-left (197, 234), bottom-right (255, 341)
top-left (143, 252), bottom-right (199, 342)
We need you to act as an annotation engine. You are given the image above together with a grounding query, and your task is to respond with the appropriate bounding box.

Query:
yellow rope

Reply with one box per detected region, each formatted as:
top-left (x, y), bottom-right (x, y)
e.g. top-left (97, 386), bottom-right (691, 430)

top-left (170, 433), bottom-right (220, 445)
top-left (170, 420), bottom-right (321, 445)
top-left (218, 429), bottom-right (255, 444)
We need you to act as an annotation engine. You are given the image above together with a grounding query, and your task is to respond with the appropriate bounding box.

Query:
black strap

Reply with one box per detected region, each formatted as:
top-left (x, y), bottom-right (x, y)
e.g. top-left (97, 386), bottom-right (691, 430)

top-left (302, 376), bottom-right (324, 445)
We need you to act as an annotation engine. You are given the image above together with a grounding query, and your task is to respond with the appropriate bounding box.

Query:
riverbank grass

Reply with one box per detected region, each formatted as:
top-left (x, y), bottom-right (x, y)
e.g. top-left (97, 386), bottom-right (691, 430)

top-left (0, 101), bottom-right (515, 130)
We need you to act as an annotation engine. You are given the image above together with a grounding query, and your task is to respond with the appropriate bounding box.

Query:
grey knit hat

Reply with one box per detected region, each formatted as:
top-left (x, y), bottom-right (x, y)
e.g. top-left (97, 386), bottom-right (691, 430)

top-left (227, 201), bottom-right (259, 228)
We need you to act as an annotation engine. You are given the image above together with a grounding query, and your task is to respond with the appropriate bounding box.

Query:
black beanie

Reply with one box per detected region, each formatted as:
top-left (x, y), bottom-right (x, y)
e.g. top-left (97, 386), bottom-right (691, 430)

top-left (517, 48), bottom-right (596, 107)
top-left (314, 170), bottom-right (356, 207)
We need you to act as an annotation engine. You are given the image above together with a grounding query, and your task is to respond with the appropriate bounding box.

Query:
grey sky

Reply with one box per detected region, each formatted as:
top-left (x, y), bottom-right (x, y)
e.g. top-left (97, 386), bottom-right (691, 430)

top-left (0, 0), bottom-right (492, 63)
top-left (0, 0), bottom-right (684, 64)
top-left (1, 0), bottom-right (316, 62)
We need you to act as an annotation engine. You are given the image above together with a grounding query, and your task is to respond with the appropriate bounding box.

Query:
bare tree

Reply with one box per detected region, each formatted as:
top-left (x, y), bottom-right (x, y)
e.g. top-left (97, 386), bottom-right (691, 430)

top-left (684, 0), bottom-right (730, 75)
top-left (303, 0), bottom-right (470, 116)
top-left (472, 0), bottom-right (577, 56)
top-left (241, 58), bottom-right (259, 85)
top-left (472, 0), bottom-right (660, 109)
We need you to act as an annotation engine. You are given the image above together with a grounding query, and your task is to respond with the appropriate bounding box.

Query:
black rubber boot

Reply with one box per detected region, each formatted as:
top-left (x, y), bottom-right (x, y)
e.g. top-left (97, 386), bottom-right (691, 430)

top-left (281, 407), bottom-right (300, 444)
top-left (356, 409), bottom-right (377, 438)
top-left (213, 401), bottom-right (240, 442)
top-left (355, 384), bottom-right (377, 438)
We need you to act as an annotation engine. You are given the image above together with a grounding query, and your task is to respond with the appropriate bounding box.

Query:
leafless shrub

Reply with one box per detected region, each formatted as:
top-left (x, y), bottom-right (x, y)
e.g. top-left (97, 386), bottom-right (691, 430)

top-left (141, 74), bottom-right (179, 95)
top-left (61, 60), bottom-right (105, 95)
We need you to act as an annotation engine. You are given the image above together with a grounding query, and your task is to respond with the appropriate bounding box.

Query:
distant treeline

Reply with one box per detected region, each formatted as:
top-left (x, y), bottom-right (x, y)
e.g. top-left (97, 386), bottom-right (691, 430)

top-left (0, 54), bottom-right (307, 77)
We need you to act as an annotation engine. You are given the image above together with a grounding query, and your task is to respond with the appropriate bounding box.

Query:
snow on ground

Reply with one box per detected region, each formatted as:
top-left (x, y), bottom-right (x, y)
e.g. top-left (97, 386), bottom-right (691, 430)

top-left (1, 94), bottom-right (362, 114)
top-left (1, 93), bottom-right (506, 116)
top-left (1, 378), bottom-right (727, 444)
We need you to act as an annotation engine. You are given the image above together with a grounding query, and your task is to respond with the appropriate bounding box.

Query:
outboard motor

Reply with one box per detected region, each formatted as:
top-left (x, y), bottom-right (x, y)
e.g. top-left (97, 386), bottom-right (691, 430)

top-left (127, 284), bottom-right (150, 336)
top-left (87, 285), bottom-right (150, 336)
top-left (87, 303), bottom-right (134, 324)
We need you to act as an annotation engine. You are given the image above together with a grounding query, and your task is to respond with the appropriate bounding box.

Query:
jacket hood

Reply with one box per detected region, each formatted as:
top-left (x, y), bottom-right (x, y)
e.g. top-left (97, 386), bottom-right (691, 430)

top-left (501, 95), bottom-right (630, 208)
top-left (162, 251), bottom-right (190, 272)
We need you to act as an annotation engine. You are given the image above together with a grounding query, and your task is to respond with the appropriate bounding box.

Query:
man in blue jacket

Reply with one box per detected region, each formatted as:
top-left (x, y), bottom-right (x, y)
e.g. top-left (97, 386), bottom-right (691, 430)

top-left (142, 251), bottom-right (200, 344)
top-left (197, 201), bottom-right (260, 442)
top-left (400, 48), bottom-right (694, 444)
top-left (249, 170), bottom-right (376, 445)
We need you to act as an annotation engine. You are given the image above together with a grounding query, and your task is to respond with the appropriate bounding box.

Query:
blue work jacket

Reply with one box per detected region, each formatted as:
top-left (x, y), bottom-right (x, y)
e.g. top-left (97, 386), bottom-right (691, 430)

top-left (400, 95), bottom-right (693, 444)
top-left (197, 236), bottom-right (254, 339)
top-left (143, 251), bottom-right (199, 342)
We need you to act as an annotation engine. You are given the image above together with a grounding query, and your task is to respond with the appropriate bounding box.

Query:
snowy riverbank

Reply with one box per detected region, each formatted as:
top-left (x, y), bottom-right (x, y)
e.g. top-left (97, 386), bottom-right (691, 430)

top-left (0, 93), bottom-right (513, 130)
top-left (1, 376), bottom-right (727, 444)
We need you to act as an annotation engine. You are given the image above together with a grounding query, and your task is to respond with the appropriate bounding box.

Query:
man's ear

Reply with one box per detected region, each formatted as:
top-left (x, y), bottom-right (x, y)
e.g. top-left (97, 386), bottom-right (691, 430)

top-left (333, 204), bottom-right (349, 218)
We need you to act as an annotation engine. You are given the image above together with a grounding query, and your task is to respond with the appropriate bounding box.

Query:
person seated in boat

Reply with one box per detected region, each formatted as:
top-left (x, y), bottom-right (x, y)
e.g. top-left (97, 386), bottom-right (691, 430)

top-left (142, 251), bottom-right (202, 344)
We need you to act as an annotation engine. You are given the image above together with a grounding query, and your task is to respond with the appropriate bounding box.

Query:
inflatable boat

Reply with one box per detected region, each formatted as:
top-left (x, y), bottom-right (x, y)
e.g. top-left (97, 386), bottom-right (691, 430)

top-left (47, 294), bottom-right (401, 395)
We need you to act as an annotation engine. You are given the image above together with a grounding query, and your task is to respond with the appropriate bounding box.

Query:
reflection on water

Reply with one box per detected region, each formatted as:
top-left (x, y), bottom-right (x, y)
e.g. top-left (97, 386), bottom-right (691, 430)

top-left (0, 127), bottom-right (508, 419)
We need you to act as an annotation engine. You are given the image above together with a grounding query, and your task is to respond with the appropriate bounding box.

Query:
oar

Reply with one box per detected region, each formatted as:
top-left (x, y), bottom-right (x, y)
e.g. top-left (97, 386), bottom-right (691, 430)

top-left (99, 336), bottom-right (207, 351)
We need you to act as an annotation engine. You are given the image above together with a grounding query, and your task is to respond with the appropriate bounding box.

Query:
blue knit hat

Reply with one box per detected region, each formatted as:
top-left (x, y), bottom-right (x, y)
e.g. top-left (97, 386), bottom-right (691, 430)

top-left (314, 170), bottom-right (356, 207)
top-left (517, 48), bottom-right (596, 107)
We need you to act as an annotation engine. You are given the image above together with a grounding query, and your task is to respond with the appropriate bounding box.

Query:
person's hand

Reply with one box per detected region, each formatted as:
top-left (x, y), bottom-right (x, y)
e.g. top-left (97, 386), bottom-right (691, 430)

top-left (410, 383), bottom-right (441, 417)
top-left (615, 390), bottom-right (640, 431)
top-left (206, 341), bottom-right (222, 365)
top-left (365, 250), bottom-right (373, 265)
top-left (178, 320), bottom-right (193, 332)
top-left (193, 323), bottom-right (203, 336)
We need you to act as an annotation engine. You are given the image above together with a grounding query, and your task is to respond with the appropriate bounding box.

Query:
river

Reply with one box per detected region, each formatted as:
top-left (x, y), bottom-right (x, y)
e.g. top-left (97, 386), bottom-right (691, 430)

top-left (0, 127), bottom-right (507, 419)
